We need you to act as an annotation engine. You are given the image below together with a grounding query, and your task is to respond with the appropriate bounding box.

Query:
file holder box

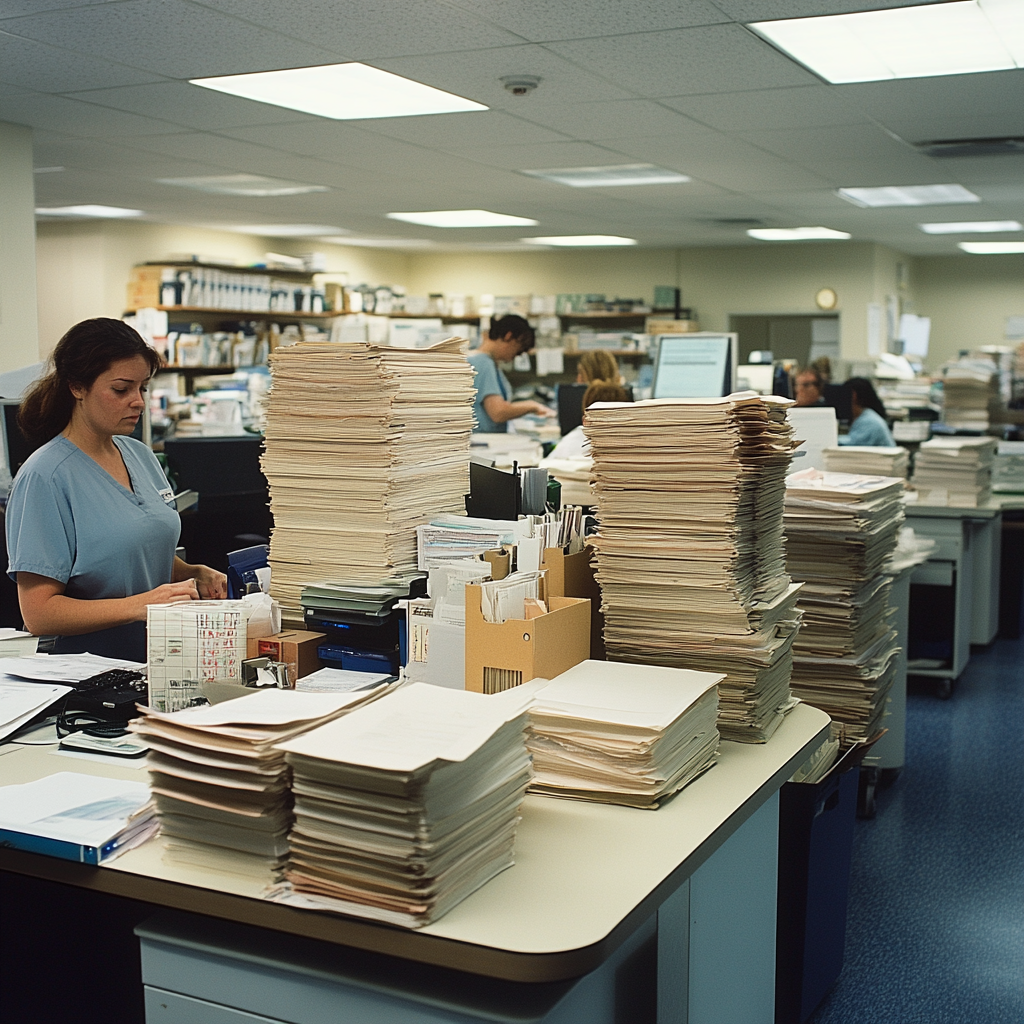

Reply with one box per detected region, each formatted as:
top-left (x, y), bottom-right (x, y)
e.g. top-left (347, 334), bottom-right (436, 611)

top-left (246, 630), bottom-right (324, 686)
top-left (775, 745), bottom-right (860, 1024)
top-left (540, 544), bottom-right (605, 659)
top-left (464, 583), bottom-right (590, 694)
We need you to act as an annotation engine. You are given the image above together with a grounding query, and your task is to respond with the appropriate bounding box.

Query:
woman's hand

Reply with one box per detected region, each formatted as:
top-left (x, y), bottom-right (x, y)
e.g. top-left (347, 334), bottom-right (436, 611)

top-left (530, 401), bottom-right (556, 418)
top-left (132, 580), bottom-right (200, 619)
top-left (192, 564), bottom-right (228, 600)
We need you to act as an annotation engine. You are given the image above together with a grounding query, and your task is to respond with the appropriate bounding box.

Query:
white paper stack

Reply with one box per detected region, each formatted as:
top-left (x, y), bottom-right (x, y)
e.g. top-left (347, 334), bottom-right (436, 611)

top-left (941, 363), bottom-right (1001, 431)
top-left (269, 683), bottom-right (534, 928)
top-left (993, 441), bottom-right (1024, 493)
top-left (784, 469), bottom-right (906, 746)
top-left (527, 660), bottom-right (721, 809)
top-left (262, 340), bottom-right (476, 620)
top-left (911, 436), bottom-right (998, 507)
top-left (584, 394), bottom-right (801, 743)
top-left (129, 687), bottom-right (389, 870)
top-left (824, 446), bottom-right (909, 479)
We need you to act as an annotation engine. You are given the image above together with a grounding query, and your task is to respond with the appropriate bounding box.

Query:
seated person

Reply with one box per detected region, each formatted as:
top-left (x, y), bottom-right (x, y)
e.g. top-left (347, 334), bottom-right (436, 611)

top-left (468, 315), bottom-right (554, 432)
top-left (794, 366), bottom-right (825, 407)
top-left (576, 350), bottom-right (621, 386)
top-left (543, 381), bottom-right (632, 462)
top-left (839, 377), bottom-right (895, 447)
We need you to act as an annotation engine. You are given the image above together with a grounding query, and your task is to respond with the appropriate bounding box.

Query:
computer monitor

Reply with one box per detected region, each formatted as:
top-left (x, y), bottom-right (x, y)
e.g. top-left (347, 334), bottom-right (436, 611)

top-left (736, 364), bottom-right (775, 395)
top-left (651, 333), bottom-right (738, 399)
top-left (0, 401), bottom-right (40, 479)
top-left (823, 383), bottom-right (852, 424)
top-left (557, 382), bottom-right (635, 435)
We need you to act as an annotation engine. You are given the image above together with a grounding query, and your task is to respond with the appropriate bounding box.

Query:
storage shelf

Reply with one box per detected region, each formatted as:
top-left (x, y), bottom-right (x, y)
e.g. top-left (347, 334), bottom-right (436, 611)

top-left (128, 306), bottom-right (337, 318)
top-left (143, 260), bottom-right (314, 281)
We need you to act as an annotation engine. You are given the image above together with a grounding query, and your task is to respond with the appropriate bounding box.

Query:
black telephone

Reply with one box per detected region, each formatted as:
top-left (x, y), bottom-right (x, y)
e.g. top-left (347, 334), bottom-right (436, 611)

top-left (57, 669), bottom-right (148, 738)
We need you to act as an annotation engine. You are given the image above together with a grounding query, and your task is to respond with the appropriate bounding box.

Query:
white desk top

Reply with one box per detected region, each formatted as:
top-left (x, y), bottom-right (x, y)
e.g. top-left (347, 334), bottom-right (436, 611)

top-left (0, 703), bottom-right (828, 981)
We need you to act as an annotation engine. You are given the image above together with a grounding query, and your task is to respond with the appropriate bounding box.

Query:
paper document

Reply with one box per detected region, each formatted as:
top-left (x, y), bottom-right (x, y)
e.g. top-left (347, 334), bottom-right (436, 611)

top-left (0, 654), bottom-right (145, 684)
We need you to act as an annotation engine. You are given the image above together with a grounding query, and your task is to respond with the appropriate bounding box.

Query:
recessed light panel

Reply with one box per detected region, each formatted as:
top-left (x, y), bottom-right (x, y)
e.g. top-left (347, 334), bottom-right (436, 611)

top-left (520, 164), bottom-right (691, 187)
top-left (920, 220), bottom-right (1022, 234)
top-left (157, 174), bottom-right (328, 197)
top-left (958, 241), bottom-right (1024, 253)
top-left (838, 184), bottom-right (980, 208)
top-left (750, 1), bottom-right (1024, 85)
top-left (229, 224), bottom-right (348, 237)
top-left (191, 63), bottom-right (487, 120)
top-left (747, 227), bottom-right (851, 241)
top-left (35, 204), bottom-right (142, 218)
top-left (522, 235), bottom-right (638, 247)
top-left (387, 210), bottom-right (537, 228)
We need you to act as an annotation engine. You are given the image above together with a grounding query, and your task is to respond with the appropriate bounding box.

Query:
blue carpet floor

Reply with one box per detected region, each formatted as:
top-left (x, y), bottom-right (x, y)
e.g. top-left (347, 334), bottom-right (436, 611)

top-left (810, 635), bottom-right (1024, 1024)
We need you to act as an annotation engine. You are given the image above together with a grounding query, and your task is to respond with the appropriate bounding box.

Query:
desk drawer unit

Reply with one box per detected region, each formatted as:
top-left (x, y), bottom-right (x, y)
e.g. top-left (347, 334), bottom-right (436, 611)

top-left (908, 517), bottom-right (964, 562)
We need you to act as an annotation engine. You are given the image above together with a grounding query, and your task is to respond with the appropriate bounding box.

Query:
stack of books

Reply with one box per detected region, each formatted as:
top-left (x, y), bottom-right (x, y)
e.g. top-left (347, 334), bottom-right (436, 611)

top-left (262, 340), bottom-right (476, 621)
top-left (129, 687), bottom-right (389, 871)
top-left (527, 660), bottom-right (721, 808)
top-left (784, 469), bottom-right (905, 746)
top-left (823, 445), bottom-right (909, 479)
top-left (270, 683), bottom-right (534, 928)
top-left (584, 395), bottom-right (801, 742)
top-left (911, 437), bottom-right (998, 507)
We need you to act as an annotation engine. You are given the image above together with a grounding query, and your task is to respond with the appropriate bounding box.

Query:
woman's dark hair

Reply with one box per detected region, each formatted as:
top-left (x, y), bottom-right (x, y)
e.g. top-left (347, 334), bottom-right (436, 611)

top-left (19, 318), bottom-right (162, 444)
top-left (488, 314), bottom-right (535, 354)
top-left (845, 377), bottom-right (887, 421)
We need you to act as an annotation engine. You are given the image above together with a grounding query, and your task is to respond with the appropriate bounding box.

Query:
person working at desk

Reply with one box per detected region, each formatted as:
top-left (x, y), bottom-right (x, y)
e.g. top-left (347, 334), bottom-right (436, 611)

top-left (576, 350), bottom-right (621, 386)
top-left (542, 381), bottom-right (632, 462)
top-left (468, 314), bottom-right (554, 432)
top-left (794, 366), bottom-right (826, 407)
top-left (5, 318), bottom-right (226, 663)
top-left (839, 377), bottom-right (895, 446)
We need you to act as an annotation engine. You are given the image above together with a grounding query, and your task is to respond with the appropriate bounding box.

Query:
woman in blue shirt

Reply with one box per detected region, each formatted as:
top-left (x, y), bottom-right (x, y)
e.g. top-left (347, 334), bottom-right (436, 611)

top-left (839, 377), bottom-right (895, 447)
top-left (6, 318), bottom-right (226, 661)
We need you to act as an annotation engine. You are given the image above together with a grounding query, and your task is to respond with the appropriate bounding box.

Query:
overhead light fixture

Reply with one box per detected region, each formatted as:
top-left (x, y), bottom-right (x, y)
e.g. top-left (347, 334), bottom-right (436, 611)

top-left (838, 184), bottom-right (980, 208)
top-left (320, 236), bottom-right (437, 248)
top-left (520, 164), bottom-right (691, 187)
top-left (35, 204), bottom-right (142, 218)
top-left (958, 241), bottom-right (1024, 253)
top-left (157, 174), bottom-right (328, 197)
top-left (386, 210), bottom-right (537, 228)
top-left (228, 224), bottom-right (348, 237)
top-left (747, 226), bottom-right (851, 241)
top-left (750, 0), bottom-right (1024, 85)
top-left (920, 220), bottom-right (1022, 234)
top-left (522, 235), bottom-right (638, 247)
top-left (191, 63), bottom-right (487, 120)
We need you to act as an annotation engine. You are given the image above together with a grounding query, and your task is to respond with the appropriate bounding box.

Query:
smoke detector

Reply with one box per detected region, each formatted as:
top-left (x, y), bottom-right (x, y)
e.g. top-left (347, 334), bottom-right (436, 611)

top-left (501, 75), bottom-right (541, 96)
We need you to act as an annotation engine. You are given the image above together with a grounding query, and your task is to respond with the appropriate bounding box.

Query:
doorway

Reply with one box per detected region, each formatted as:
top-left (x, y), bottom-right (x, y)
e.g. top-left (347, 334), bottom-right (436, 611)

top-left (729, 314), bottom-right (840, 369)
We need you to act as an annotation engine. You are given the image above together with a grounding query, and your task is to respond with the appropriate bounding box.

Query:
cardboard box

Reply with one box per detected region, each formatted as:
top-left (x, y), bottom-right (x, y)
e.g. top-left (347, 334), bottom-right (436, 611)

top-left (465, 583), bottom-right (590, 693)
top-left (541, 545), bottom-right (605, 660)
top-left (127, 265), bottom-right (166, 310)
top-left (246, 630), bottom-right (324, 685)
top-left (645, 318), bottom-right (700, 335)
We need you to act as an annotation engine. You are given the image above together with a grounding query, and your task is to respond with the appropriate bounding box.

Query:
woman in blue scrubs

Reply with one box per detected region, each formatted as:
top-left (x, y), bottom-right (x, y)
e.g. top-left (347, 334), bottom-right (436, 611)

top-left (5, 318), bottom-right (226, 662)
top-left (837, 377), bottom-right (895, 447)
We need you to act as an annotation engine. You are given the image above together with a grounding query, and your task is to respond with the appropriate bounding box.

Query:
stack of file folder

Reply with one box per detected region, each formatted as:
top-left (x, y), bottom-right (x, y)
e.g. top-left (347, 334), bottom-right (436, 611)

top-left (528, 660), bottom-right (721, 809)
top-left (584, 395), bottom-right (801, 742)
top-left (823, 445), bottom-right (909, 479)
top-left (129, 687), bottom-right (389, 870)
top-left (911, 436), bottom-right (998, 507)
top-left (270, 683), bottom-right (534, 928)
top-left (940, 362), bottom-right (1001, 431)
top-left (784, 469), bottom-right (905, 745)
top-left (262, 340), bottom-right (476, 620)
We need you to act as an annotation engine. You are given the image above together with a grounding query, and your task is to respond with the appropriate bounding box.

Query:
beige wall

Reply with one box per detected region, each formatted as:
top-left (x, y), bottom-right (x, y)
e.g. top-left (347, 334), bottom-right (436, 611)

top-left (0, 121), bottom-right (40, 373)
top-left (911, 254), bottom-right (1024, 367)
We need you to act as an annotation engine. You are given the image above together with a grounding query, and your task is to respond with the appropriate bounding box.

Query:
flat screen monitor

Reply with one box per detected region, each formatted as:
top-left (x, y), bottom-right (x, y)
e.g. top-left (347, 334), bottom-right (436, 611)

top-left (651, 333), bottom-right (738, 399)
top-left (1, 401), bottom-right (39, 479)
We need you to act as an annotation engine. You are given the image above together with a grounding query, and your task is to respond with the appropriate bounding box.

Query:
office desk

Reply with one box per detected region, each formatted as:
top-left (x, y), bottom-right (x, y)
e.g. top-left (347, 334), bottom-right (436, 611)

top-left (0, 704), bottom-right (827, 1023)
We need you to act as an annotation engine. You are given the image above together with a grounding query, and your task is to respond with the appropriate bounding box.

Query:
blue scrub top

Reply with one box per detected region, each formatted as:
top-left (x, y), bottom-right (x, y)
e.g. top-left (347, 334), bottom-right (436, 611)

top-left (468, 350), bottom-right (511, 433)
top-left (6, 435), bottom-right (180, 661)
top-left (838, 407), bottom-right (895, 447)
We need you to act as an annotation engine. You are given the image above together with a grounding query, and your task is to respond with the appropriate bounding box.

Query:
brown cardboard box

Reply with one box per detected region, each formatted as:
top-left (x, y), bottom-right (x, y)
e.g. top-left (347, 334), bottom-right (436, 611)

top-left (541, 544), bottom-right (605, 660)
top-left (465, 583), bottom-right (590, 693)
top-left (246, 630), bottom-right (324, 686)
top-left (127, 265), bottom-right (166, 310)
top-left (644, 318), bottom-right (700, 335)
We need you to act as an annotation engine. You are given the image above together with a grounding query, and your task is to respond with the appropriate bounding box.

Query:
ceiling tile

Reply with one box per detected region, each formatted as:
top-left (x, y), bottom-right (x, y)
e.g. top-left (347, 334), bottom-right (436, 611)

top-left (511, 99), bottom-right (713, 142)
top-left (0, 1), bottom-right (115, 16)
top-left (447, 139), bottom-right (637, 171)
top-left (354, 109), bottom-right (569, 150)
top-left (544, 24), bottom-right (817, 98)
top-left (0, 91), bottom-right (183, 137)
top-left (711, 1), bottom-right (946, 19)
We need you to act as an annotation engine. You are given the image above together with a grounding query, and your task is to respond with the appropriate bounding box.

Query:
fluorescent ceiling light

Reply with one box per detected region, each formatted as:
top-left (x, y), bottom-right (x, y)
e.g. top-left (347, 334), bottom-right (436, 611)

top-left (522, 235), bottom-right (638, 247)
top-left (320, 236), bottom-right (437, 249)
top-left (191, 63), bottom-right (487, 120)
top-left (229, 224), bottom-right (347, 237)
top-left (750, 0), bottom-right (1024, 85)
top-left (747, 226), bottom-right (851, 241)
top-left (958, 241), bottom-right (1024, 253)
top-left (35, 204), bottom-right (142, 218)
top-left (157, 174), bottom-right (328, 197)
top-left (920, 220), bottom-right (1022, 234)
top-left (838, 184), bottom-right (980, 208)
top-left (521, 164), bottom-right (691, 187)
top-left (387, 209), bottom-right (537, 228)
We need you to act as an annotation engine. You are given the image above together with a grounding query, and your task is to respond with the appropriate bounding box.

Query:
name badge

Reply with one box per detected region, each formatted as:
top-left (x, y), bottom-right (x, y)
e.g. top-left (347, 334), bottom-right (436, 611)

top-left (159, 487), bottom-right (175, 505)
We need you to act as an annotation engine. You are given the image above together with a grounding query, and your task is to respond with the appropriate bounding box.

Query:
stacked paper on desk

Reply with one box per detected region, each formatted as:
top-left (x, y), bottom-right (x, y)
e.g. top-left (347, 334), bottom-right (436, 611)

top-left (527, 660), bottom-right (721, 809)
top-left (262, 340), bottom-right (476, 620)
top-left (993, 440), bottom-right (1024, 493)
top-left (823, 446), bottom-right (909, 479)
top-left (0, 629), bottom-right (38, 658)
top-left (129, 687), bottom-right (388, 869)
top-left (941, 362), bottom-right (1001, 431)
top-left (784, 469), bottom-right (905, 745)
top-left (270, 683), bottom-right (534, 928)
top-left (911, 437), bottom-right (998, 507)
top-left (584, 394), bottom-right (802, 743)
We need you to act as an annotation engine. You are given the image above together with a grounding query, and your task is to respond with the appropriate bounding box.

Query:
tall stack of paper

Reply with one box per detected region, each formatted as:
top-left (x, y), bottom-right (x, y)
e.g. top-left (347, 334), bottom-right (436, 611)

top-left (262, 340), bottom-right (476, 620)
top-left (129, 687), bottom-right (388, 870)
top-left (993, 440), bottom-right (1024, 493)
top-left (784, 468), bottom-right (905, 746)
top-left (527, 660), bottom-right (721, 808)
top-left (269, 683), bottom-right (534, 928)
top-left (911, 436), bottom-right (998, 507)
top-left (824, 446), bottom-right (909, 479)
top-left (584, 394), bottom-right (801, 742)
top-left (941, 362), bottom-right (1001, 430)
